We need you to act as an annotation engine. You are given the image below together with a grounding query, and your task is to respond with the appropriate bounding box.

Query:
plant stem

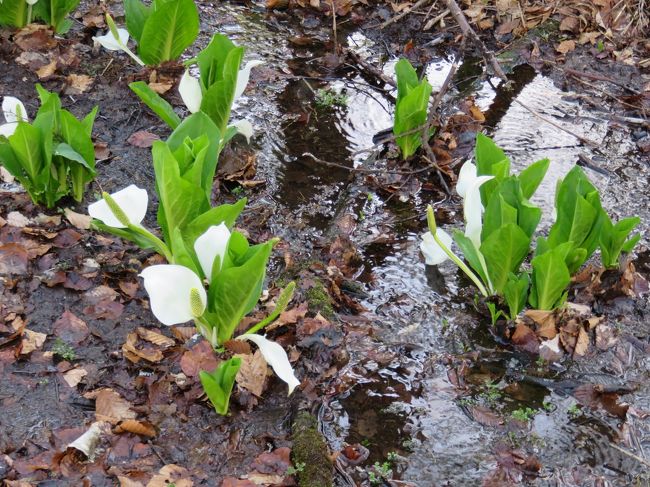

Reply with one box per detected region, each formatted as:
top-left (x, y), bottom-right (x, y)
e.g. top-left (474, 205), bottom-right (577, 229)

top-left (118, 41), bottom-right (145, 67)
top-left (427, 205), bottom-right (489, 297)
top-left (128, 224), bottom-right (173, 262)
top-left (27, 4), bottom-right (32, 24)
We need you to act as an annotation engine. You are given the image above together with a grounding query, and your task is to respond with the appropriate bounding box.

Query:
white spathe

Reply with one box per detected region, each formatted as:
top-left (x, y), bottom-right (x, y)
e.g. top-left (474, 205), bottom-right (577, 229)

top-left (456, 160), bottom-right (477, 199)
top-left (140, 265), bottom-right (207, 326)
top-left (420, 228), bottom-right (453, 266)
top-left (88, 184), bottom-right (148, 229)
top-left (237, 334), bottom-right (300, 394)
top-left (92, 27), bottom-right (129, 51)
top-left (463, 175), bottom-right (494, 247)
top-left (193, 223), bottom-right (231, 282)
top-left (233, 60), bottom-right (264, 101)
top-left (25, 0), bottom-right (38, 5)
top-left (179, 70), bottom-right (202, 113)
top-left (1, 96), bottom-right (28, 138)
top-left (230, 119), bottom-right (253, 143)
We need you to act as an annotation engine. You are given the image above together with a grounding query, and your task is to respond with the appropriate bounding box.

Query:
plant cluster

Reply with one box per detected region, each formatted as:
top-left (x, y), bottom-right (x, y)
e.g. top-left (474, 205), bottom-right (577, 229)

top-left (421, 134), bottom-right (641, 320)
top-left (84, 29), bottom-right (295, 415)
top-left (393, 59), bottom-right (432, 159)
top-left (0, 0), bottom-right (79, 32)
top-left (0, 86), bottom-right (98, 207)
top-left (93, 0), bottom-right (201, 68)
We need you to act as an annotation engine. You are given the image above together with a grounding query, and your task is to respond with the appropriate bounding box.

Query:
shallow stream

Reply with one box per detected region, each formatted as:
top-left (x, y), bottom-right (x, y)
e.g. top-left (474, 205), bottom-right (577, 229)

top-left (210, 3), bottom-right (650, 485)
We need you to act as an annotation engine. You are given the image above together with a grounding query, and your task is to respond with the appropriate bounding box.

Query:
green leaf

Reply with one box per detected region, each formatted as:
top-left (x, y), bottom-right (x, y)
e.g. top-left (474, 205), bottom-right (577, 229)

top-left (199, 357), bottom-right (241, 415)
top-left (599, 214), bottom-right (641, 268)
top-left (169, 227), bottom-right (200, 274)
top-left (200, 46), bottom-right (244, 134)
top-left (151, 141), bottom-right (209, 245)
top-left (0, 0), bottom-right (28, 28)
top-left (475, 133), bottom-right (509, 177)
top-left (33, 0), bottom-right (80, 33)
top-left (394, 81), bottom-right (432, 159)
top-left (183, 198), bottom-right (247, 247)
top-left (196, 33), bottom-right (238, 89)
top-left (9, 123), bottom-right (44, 182)
top-left (481, 193), bottom-right (518, 242)
top-left (166, 112), bottom-right (222, 194)
top-left (518, 158), bottom-right (549, 199)
top-left (138, 0), bottom-right (199, 65)
top-left (503, 272), bottom-right (529, 320)
top-left (124, 0), bottom-right (151, 43)
top-left (480, 223), bottom-right (531, 294)
top-left (395, 58), bottom-right (420, 101)
top-left (129, 81), bottom-right (181, 129)
top-left (453, 230), bottom-right (490, 287)
top-left (529, 243), bottom-right (572, 310)
top-left (0, 142), bottom-right (30, 188)
top-left (210, 239), bottom-right (275, 344)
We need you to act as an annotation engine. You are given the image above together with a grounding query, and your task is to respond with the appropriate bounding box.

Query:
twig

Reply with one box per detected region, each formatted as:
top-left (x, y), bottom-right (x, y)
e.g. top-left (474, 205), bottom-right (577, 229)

top-left (329, 0), bottom-right (338, 53)
top-left (443, 0), bottom-right (508, 82)
top-left (424, 8), bottom-right (450, 30)
top-left (302, 152), bottom-right (435, 175)
top-left (609, 442), bottom-right (650, 469)
top-left (346, 50), bottom-right (397, 88)
top-left (380, 0), bottom-right (432, 29)
top-left (420, 52), bottom-right (460, 193)
top-left (565, 68), bottom-right (641, 95)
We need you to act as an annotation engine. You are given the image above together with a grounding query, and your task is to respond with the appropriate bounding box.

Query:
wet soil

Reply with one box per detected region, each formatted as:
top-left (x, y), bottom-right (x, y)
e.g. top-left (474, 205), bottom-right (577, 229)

top-left (1, 0), bottom-right (649, 486)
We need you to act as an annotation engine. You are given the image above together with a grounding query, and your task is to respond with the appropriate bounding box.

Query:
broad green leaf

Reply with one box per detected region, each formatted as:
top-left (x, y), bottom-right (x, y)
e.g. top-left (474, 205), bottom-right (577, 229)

top-left (53, 142), bottom-right (91, 169)
top-left (394, 81), bottom-right (432, 159)
top-left (199, 357), bottom-right (241, 415)
top-left (0, 142), bottom-right (29, 186)
top-left (151, 141), bottom-right (209, 245)
top-left (129, 81), bottom-right (181, 129)
top-left (529, 243), bottom-right (572, 310)
top-left (124, 0), bottom-right (151, 43)
top-left (58, 110), bottom-right (95, 169)
top-left (395, 58), bottom-right (420, 101)
top-left (183, 198), bottom-right (246, 247)
top-left (33, 0), bottom-right (80, 33)
top-left (0, 0), bottom-right (28, 28)
top-left (138, 0), bottom-right (199, 65)
top-left (503, 272), bottom-right (529, 320)
top-left (197, 33), bottom-right (238, 89)
top-left (481, 193), bottom-right (518, 242)
top-left (518, 158), bottom-right (549, 199)
top-left (453, 230), bottom-right (490, 286)
top-left (81, 106), bottom-right (98, 137)
top-left (480, 223), bottom-right (530, 294)
top-left (9, 123), bottom-right (44, 182)
top-left (201, 46), bottom-right (244, 134)
top-left (210, 240), bottom-right (275, 344)
top-left (169, 227), bottom-right (200, 274)
top-left (475, 133), bottom-right (509, 177)
top-left (600, 214), bottom-right (641, 268)
top-left (167, 112), bottom-right (222, 194)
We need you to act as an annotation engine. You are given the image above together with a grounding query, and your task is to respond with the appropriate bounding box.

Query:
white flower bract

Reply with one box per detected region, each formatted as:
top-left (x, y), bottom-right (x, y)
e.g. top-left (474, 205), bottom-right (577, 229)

top-left (179, 70), bottom-right (203, 113)
top-left (193, 223), bottom-right (231, 282)
top-left (140, 265), bottom-right (207, 326)
top-left (88, 184), bottom-right (148, 229)
top-left (1, 96), bottom-right (28, 138)
top-left (420, 228), bottom-right (453, 266)
top-left (237, 334), bottom-right (300, 394)
top-left (92, 27), bottom-right (130, 52)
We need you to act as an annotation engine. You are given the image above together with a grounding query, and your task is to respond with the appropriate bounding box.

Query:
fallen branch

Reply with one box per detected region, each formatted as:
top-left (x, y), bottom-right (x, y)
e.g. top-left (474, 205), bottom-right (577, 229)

top-left (302, 152), bottom-right (434, 175)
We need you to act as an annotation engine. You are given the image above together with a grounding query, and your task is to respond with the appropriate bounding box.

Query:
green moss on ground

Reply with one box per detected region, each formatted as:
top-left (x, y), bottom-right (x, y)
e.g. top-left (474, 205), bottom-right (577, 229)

top-left (291, 412), bottom-right (333, 487)
top-left (306, 281), bottom-right (334, 319)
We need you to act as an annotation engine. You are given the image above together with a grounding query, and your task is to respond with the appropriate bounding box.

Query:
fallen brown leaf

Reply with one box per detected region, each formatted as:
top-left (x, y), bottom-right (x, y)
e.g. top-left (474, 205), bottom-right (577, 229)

top-left (114, 419), bottom-right (157, 437)
top-left (147, 464), bottom-right (193, 487)
top-left (235, 350), bottom-right (267, 397)
top-left (65, 74), bottom-right (94, 95)
top-left (62, 367), bottom-right (88, 387)
top-left (64, 208), bottom-right (92, 230)
top-left (53, 310), bottom-right (89, 345)
top-left (127, 131), bottom-right (160, 148)
top-left (20, 329), bottom-right (47, 355)
top-left (93, 389), bottom-right (137, 424)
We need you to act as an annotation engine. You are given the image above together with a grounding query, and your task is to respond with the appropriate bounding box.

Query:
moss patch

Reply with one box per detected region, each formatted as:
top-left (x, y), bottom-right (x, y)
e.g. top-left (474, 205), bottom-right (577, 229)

top-left (306, 281), bottom-right (334, 318)
top-left (291, 412), bottom-right (333, 487)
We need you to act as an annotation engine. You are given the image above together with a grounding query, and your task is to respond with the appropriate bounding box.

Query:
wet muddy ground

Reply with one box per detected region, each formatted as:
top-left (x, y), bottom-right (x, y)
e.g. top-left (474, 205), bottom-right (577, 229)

top-left (1, 0), bottom-right (649, 485)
